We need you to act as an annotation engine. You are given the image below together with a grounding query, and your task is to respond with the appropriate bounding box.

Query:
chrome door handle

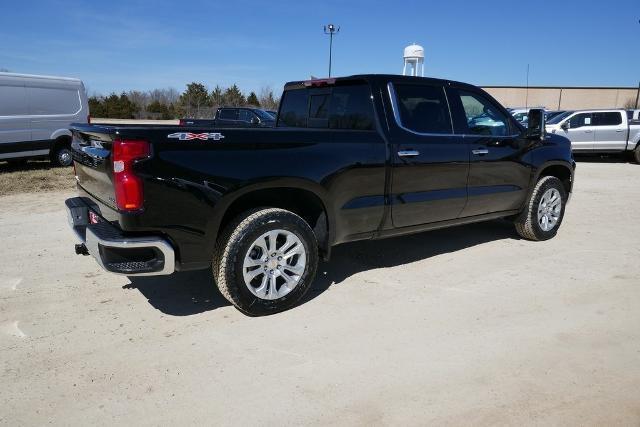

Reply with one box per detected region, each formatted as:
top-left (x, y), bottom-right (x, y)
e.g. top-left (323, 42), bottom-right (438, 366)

top-left (584, 130), bottom-right (593, 133)
top-left (615, 129), bottom-right (624, 132)
top-left (472, 149), bottom-right (489, 155)
top-left (398, 150), bottom-right (420, 157)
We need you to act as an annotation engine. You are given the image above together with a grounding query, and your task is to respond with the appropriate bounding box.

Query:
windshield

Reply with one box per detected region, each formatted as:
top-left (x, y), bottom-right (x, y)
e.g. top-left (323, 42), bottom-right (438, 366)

top-left (547, 111), bottom-right (573, 124)
top-left (254, 109), bottom-right (275, 120)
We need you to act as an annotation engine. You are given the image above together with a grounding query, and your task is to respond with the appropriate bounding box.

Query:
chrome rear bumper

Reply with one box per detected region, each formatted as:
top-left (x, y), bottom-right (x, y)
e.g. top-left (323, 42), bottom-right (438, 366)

top-left (66, 197), bottom-right (175, 276)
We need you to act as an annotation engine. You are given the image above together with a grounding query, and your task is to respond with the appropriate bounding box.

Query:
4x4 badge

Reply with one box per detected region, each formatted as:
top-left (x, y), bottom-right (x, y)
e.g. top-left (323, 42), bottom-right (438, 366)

top-left (167, 132), bottom-right (225, 141)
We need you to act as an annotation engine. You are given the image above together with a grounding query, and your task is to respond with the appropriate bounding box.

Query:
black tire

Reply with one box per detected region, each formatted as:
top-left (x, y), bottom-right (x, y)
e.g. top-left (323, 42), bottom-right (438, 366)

top-left (213, 208), bottom-right (318, 316)
top-left (633, 144), bottom-right (640, 164)
top-left (514, 176), bottom-right (567, 241)
top-left (51, 145), bottom-right (72, 167)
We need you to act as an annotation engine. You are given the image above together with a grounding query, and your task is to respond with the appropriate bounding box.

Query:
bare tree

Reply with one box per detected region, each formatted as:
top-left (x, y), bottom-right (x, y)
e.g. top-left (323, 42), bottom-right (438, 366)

top-left (258, 86), bottom-right (280, 110)
top-left (624, 98), bottom-right (638, 109)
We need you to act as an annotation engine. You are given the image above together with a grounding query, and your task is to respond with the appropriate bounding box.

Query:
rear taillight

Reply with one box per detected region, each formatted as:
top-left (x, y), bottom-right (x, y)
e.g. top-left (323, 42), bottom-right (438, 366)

top-left (112, 139), bottom-right (150, 212)
top-left (179, 119), bottom-right (185, 126)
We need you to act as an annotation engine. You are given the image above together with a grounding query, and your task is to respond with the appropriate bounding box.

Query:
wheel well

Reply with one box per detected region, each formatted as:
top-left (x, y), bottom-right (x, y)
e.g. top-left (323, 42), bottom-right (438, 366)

top-left (539, 165), bottom-right (572, 194)
top-left (51, 135), bottom-right (71, 153)
top-left (219, 188), bottom-right (329, 252)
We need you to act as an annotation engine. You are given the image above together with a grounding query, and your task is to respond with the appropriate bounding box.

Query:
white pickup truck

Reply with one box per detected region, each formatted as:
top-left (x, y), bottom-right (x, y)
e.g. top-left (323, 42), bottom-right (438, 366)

top-left (545, 109), bottom-right (640, 163)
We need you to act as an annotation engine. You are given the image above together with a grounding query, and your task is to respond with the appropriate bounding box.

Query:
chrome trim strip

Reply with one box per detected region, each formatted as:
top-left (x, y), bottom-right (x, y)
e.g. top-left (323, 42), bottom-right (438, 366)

top-left (398, 150), bottom-right (420, 157)
top-left (67, 209), bottom-right (175, 276)
top-left (0, 149), bottom-right (50, 159)
top-left (386, 82), bottom-right (520, 139)
top-left (85, 228), bottom-right (175, 276)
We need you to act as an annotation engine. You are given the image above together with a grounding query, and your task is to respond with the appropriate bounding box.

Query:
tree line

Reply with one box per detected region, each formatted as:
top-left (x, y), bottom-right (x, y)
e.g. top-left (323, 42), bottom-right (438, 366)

top-left (88, 83), bottom-right (280, 119)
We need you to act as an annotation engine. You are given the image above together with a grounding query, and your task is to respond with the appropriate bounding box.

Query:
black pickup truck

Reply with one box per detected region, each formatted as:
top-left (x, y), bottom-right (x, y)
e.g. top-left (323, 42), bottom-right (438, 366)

top-left (66, 74), bottom-right (575, 316)
top-left (179, 107), bottom-right (275, 128)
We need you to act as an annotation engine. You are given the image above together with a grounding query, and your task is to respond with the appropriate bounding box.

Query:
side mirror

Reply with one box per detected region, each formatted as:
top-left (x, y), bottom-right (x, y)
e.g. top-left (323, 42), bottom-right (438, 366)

top-left (250, 117), bottom-right (260, 125)
top-left (560, 121), bottom-right (570, 130)
top-left (526, 108), bottom-right (546, 140)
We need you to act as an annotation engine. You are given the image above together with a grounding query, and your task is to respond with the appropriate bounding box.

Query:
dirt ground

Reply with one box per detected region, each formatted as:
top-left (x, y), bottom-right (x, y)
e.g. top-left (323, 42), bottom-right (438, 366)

top-left (1, 159), bottom-right (639, 425)
top-left (0, 160), bottom-right (75, 196)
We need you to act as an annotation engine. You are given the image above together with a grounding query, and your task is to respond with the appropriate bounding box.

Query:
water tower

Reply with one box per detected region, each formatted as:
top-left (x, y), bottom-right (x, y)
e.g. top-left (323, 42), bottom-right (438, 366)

top-left (403, 43), bottom-right (424, 77)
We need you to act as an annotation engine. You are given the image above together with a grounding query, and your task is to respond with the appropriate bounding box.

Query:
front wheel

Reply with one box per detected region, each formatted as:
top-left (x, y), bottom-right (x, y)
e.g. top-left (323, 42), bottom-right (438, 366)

top-left (514, 176), bottom-right (567, 241)
top-left (213, 208), bottom-right (318, 316)
top-left (633, 144), bottom-right (640, 164)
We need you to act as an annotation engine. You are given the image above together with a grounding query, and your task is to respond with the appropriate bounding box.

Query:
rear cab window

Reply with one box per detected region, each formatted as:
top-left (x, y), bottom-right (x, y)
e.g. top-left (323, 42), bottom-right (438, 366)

top-left (277, 82), bottom-right (375, 131)
top-left (219, 109), bottom-right (238, 120)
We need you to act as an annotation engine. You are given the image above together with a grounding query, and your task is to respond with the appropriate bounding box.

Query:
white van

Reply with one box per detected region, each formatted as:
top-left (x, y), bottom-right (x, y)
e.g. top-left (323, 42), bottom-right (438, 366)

top-left (0, 72), bottom-right (89, 166)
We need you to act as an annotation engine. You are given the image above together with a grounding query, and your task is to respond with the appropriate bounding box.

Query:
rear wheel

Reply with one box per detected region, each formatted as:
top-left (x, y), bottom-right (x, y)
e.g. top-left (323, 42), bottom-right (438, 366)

top-left (633, 144), bottom-right (640, 164)
top-left (51, 145), bottom-right (72, 167)
top-left (514, 176), bottom-right (566, 241)
top-left (213, 208), bottom-right (318, 316)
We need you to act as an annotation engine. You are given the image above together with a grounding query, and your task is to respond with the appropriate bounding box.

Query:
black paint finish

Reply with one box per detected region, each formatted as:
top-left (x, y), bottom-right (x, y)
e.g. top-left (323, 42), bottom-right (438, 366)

top-left (69, 75), bottom-right (575, 271)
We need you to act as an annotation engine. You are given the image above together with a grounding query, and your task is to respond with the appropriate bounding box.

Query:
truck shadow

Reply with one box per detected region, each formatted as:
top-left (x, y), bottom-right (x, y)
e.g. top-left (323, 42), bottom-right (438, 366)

top-left (303, 219), bottom-right (518, 306)
top-left (125, 220), bottom-right (519, 316)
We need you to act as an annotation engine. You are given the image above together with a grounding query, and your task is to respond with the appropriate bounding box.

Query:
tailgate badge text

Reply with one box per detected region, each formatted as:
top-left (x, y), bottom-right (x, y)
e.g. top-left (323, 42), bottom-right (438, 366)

top-left (167, 132), bottom-right (225, 141)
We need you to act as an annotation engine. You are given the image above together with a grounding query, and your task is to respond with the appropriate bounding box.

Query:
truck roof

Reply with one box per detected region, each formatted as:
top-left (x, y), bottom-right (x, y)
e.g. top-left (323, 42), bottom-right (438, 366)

top-left (283, 74), bottom-right (477, 90)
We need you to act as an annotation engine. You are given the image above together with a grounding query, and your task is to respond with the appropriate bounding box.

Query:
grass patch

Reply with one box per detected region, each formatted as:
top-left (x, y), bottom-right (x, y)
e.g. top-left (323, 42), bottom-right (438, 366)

top-left (0, 160), bottom-right (75, 196)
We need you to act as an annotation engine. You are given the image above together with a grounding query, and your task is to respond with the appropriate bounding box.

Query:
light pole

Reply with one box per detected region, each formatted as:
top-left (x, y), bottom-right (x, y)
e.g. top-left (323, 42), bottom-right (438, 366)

top-left (323, 24), bottom-right (340, 77)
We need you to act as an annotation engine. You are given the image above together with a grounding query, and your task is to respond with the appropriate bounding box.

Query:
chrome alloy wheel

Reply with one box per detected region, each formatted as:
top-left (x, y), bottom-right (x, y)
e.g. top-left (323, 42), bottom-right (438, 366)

top-left (242, 229), bottom-right (306, 300)
top-left (537, 188), bottom-right (562, 232)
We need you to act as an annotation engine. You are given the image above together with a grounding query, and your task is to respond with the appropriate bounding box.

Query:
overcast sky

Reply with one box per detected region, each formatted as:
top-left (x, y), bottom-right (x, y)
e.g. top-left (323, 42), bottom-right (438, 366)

top-left (1, 0), bottom-right (638, 95)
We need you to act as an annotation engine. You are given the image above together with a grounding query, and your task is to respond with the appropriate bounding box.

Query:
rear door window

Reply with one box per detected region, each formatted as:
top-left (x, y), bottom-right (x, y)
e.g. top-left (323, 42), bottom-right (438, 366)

top-left (592, 112), bottom-right (622, 126)
top-left (394, 84), bottom-right (452, 134)
top-left (27, 87), bottom-right (80, 115)
top-left (329, 85), bottom-right (375, 130)
top-left (0, 84), bottom-right (28, 116)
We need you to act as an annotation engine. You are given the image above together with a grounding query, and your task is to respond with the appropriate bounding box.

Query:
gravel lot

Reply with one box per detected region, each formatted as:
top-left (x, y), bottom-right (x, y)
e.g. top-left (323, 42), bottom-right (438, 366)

top-left (1, 160), bottom-right (639, 425)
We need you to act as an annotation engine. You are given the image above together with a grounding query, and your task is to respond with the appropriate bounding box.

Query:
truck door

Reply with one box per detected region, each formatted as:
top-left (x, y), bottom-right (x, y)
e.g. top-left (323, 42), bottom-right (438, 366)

top-left (560, 112), bottom-right (595, 151)
top-left (592, 111), bottom-right (627, 151)
top-left (447, 88), bottom-right (531, 217)
top-left (387, 82), bottom-right (469, 227)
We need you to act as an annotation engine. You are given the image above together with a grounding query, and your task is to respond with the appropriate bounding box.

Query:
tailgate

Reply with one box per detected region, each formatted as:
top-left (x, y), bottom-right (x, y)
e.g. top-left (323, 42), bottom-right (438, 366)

top-left (71, 125), bottom-right (118, 210)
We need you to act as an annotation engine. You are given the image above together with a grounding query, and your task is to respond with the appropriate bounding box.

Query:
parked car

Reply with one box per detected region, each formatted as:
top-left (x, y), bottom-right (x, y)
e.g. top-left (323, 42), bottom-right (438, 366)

top-left (265, 110), bottom-right (278, 118)
top-left (0, 72), bottom-right (89, 166)
top-left (66, 74), bottom-right (575, 315)
top-left (545, 109), bottom-right (640, 162)
top-left (509, 107), bottom-right (547, 126)
top-left (545, 110), bottom-right (567, 121)
top-left (180, 107), bottom-right (275, 128)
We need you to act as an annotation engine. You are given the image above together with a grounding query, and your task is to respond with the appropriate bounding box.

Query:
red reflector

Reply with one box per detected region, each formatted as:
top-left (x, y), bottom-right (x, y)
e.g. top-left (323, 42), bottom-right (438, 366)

top-left (89, 211), bottom-right (100, 224)
top-left (303, 78), bottom-right (336, 87)
top-left (112, 139), bottom-right (150, 212)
